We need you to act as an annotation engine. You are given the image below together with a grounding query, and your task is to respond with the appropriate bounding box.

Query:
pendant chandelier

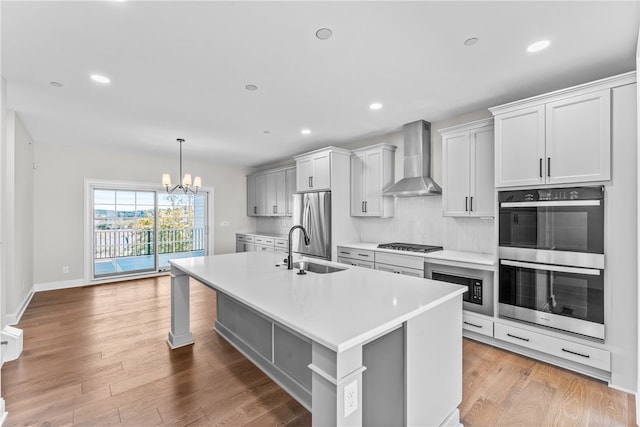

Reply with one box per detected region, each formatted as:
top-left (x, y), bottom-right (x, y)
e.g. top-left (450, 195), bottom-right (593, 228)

top-left (162, 138), bottom-right (202, 194)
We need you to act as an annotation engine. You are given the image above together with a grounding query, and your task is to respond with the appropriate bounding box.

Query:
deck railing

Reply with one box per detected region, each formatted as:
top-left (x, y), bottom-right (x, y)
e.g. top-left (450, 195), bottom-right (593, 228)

top-left (94, 228), bottom-right (205, 259)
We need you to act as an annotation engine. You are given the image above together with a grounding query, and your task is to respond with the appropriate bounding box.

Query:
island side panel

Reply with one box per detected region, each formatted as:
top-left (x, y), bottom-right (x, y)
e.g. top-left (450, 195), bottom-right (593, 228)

top-left (405, 295), bottom-right (462, 427)
top-left (310, 343), bottom-right (365, 427)
top-left (167, 266), bottom-right (194, 349)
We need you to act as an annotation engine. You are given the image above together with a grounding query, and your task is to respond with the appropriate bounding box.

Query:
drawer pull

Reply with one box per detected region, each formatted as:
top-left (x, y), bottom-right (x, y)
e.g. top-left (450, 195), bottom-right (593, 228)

top-left (561, 348), bottom-right (590, 359)
top-left (463, 321), bottom-right (483, 329)
top-left (507, 333), bottom-right (530, 342)
top-left (339, 251), bottom-right (351, 255)
top-left (357, 253), bottom-right (370, 257)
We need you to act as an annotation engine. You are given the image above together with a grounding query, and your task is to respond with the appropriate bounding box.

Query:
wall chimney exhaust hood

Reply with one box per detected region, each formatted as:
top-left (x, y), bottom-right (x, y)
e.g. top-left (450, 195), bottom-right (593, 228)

top-left (382, 120), bottom-right (442, 196)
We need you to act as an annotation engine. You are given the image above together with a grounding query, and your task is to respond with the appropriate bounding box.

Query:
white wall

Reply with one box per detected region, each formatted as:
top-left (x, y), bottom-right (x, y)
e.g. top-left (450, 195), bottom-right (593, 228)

top-left (33, 142), bottom-right (255, 288)
top-left (3, 112), bottom-right (34, 323)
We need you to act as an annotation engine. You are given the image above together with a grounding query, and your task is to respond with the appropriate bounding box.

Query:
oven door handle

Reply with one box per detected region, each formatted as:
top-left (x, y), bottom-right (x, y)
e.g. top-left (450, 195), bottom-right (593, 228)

top-left (500, 259), bottom-right (601, 276)
top-left (500, 200), bottom-right (601, 208)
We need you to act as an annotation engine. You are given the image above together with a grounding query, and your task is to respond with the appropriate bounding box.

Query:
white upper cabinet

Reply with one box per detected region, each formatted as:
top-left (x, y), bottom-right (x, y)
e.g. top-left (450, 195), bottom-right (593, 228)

top-left (350, 144), bottom-right (396, 217)
top-left (247, 166), bottom-right (295, 217)
top-left (441, 119), bottom-right (494, 217)
top-left (294, 147), bottom-right (350, 192)
top-left (247, 173), bottom-right (266, 216)
top-left (494, 105), bottom-right (545, 187)
top-left (491, 75), bottom-right (620, 188)
top-left (545, 90), bottom-right (611, 184)
top-left (285, 167), bottom-right (296, 216)
top-left (265, 170), bottom-right (286, 216)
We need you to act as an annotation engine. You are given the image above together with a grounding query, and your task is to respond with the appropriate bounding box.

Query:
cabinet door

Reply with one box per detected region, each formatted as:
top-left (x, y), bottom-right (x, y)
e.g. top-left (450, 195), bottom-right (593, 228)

top-left (363, 150), bottom-right (382, 216)
top-left (350, 153), bottom-right (365, 216)
top-left (469, 126), bottom-right (495, 217)
top-left (495, 105), bottom-right (545, 187)
top-left (266, 171), bottom-right (286, 216)
top-left (247, 175), bottom-right (257, 216)
top-left (254, 174), bottom-right (266, 216)
top-left (310, 153), bottom-right (331, 189)
top-left (545, 90), bottom-right (611, 184)
top-left (285, 167), bottom-right (296, 216)
top-left (296, 157), bottom-right (313, 192)
top-left (442, 132), bottom-right (471, 217)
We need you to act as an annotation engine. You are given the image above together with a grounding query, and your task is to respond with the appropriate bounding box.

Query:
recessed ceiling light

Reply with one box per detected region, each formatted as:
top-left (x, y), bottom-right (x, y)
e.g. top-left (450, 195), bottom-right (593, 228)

top-left (90, 74), bottom-right (111, 84)
top-left (50, 81), bottom-right (63, 88)
top-left (263, 130), bottom-right (270, 134)
top-left (301, 129), bottom-right (311, 135)
top-left (464, 37), bottom-right (479, 47)
top-left (245, 84), bottom-right (258, 91)
top-left (316, 28), bottom-right (333, 40)
top-left (527, 40), bottom-right (550, 53)
top-left (369, 103), bottom-right (383, 110)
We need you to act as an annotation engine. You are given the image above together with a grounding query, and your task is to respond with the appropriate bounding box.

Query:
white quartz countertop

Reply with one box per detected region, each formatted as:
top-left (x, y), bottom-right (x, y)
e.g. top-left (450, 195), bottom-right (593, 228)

top-left (170, 251), bottom-right (465, 353)
top-left (339, 242), bottom-right (496, 270)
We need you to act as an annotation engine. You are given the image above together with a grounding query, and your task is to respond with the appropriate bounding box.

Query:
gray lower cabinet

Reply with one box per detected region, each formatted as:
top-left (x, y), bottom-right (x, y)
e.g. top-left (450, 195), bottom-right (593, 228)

top-left (215, 293), bottom-right (312, 409)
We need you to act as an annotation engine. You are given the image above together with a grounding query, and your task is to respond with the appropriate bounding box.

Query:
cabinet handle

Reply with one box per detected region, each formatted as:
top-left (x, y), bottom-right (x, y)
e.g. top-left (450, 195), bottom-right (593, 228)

top-left (561, 348), bottom-right (590, 359)
top-left (254, 206), bottom-right (257, 214)
top-left (364, 201), bottom-right (368, 213)
top-left (539, 158), bottom-right (543, 178)
top-left (357, 253), bottom-right (370, 257)
top-left (309, 176), bottom-right (312, 188)
top-left (273, 205), bottom-right (277, 214)
top-left (470, 196), bottom-right (473, 212)
top-left (547, 157), bottom-right (551, 177)
top-left (463, 321), bottom-right (483, 329)
top-left (362, 201), bottom-right (365, 213)
top-left (507, 333), bottom-right (530, 342)
top-left (465, 197), bottom-right (468, 212)
top-left (339, 251), bottom-right (351, 255)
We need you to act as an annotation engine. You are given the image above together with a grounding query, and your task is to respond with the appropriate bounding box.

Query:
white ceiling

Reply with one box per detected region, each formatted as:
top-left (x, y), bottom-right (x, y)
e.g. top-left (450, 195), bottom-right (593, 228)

top-left (2, 1), bottom-right (638, 168)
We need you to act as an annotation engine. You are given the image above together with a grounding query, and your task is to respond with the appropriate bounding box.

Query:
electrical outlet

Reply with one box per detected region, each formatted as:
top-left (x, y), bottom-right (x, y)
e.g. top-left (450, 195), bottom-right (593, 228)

top-left (343, 379), bottom-right (358, 417)
top-left (62, 266), bottom-right (69, 274)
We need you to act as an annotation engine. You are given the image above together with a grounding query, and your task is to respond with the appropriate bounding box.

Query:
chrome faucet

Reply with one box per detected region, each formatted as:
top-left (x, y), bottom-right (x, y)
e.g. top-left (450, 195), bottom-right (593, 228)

top-left (288, 225), bottom-right (310, 269)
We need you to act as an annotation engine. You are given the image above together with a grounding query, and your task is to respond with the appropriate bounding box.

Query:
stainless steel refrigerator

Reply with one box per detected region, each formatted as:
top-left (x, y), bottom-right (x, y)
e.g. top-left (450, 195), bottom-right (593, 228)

top-left (291, 191), bottom-right (331, 260)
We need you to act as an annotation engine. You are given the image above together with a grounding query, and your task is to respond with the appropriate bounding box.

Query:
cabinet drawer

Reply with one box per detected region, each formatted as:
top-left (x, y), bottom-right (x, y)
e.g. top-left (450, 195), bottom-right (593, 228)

top-left (237, 234), bottom-right (247, 242)
top-left (274, 238), bottom-right (287, 249)
top-left (244, 235), bottom-right (255, 243)
top-left (337, 246), bottom-right (374, 262)
top-left (255, 244), bottom-right (274, 252)
top-left (254, 236), bottom-right (275, 245)
top-left (375, 264), bottom-right (423, 277)
top-left (375, 252), bottom-right (424, 270)
top-left (462, 313), bottom-right (493, 337)
top-left (338, 257), bottom-right (374, 269)
top-left (494, 323), bottom-right (610, 371)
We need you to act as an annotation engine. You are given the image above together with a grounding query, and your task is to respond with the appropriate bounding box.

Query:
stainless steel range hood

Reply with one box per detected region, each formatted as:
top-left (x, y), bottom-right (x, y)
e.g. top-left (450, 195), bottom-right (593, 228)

top-left (382, 120), bottom-right (442, 196)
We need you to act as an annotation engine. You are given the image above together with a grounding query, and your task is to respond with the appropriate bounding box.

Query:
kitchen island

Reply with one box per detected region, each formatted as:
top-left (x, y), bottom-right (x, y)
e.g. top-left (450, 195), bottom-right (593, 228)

top-left (168, 251), bottom-right (466, 427)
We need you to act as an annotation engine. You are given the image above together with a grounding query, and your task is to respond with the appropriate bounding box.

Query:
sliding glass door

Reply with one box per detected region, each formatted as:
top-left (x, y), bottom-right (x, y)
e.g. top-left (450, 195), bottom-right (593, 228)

top-left (92, 186), bottom-right (208, 279)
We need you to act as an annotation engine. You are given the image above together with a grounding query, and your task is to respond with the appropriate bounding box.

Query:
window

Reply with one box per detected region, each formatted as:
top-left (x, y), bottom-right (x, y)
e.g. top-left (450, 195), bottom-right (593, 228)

top-left (86, 181), bottom-right (210, 281)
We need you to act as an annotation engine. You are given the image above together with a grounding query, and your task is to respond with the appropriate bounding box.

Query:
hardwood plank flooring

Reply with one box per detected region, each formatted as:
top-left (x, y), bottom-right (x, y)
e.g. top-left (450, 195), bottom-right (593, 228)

top-left (2, 276), bottom-right (635, 426)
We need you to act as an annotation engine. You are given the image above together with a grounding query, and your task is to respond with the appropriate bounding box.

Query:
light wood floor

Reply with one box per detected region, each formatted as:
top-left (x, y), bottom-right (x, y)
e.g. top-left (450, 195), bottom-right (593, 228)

top-left (2, 276), bottom-right (636, 426)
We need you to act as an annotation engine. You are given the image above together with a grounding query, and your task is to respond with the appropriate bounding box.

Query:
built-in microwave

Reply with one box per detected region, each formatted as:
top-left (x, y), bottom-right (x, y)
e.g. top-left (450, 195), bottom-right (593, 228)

top-left (426, 264), bottom-right (493, 317)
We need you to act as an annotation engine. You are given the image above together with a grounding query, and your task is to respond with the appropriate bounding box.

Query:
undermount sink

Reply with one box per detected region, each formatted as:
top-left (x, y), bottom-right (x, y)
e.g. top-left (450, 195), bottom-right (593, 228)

top-left (293, 261), bottom-right (346, 274)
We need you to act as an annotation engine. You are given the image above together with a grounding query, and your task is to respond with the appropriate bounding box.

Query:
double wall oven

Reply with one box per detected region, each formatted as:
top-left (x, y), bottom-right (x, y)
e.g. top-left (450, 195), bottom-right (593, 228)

top-left (498, 186), bottom-right (605, 340)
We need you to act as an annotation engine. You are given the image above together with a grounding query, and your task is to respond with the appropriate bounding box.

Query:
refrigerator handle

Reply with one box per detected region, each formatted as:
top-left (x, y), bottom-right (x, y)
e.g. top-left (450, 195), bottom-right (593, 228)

top-left (304, 199), bottom-right (312, 241)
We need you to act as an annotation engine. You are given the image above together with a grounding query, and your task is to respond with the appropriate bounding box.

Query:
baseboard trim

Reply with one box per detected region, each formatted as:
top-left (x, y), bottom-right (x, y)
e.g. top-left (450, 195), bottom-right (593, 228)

top-left (34, 278), bottom-right (86, 293)
top-left (5, 286), bottom-right (35, 326)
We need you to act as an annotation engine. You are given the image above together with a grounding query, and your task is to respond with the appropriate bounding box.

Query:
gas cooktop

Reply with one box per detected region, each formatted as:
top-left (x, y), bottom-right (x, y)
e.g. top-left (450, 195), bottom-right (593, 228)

top-left (377, 242), bottom-right (443, 253)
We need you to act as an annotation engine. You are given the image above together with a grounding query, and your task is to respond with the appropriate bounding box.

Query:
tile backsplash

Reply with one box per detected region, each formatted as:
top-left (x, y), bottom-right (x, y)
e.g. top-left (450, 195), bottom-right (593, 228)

top-left (357, 197), bottom-right (495, 254)
top-left (256, 196), bottom-right (495, 254)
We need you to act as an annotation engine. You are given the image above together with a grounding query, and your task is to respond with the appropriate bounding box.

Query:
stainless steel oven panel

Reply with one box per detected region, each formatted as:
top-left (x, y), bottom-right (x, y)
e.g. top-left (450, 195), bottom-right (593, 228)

top-left (499, 247), bottom-right (604, 270)
top-left (500, 200), bottom-right (601, 208)
top-left (500, 259), bottom-right (601, 276)
top-left (499, 303), bottom-right (605, 341)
